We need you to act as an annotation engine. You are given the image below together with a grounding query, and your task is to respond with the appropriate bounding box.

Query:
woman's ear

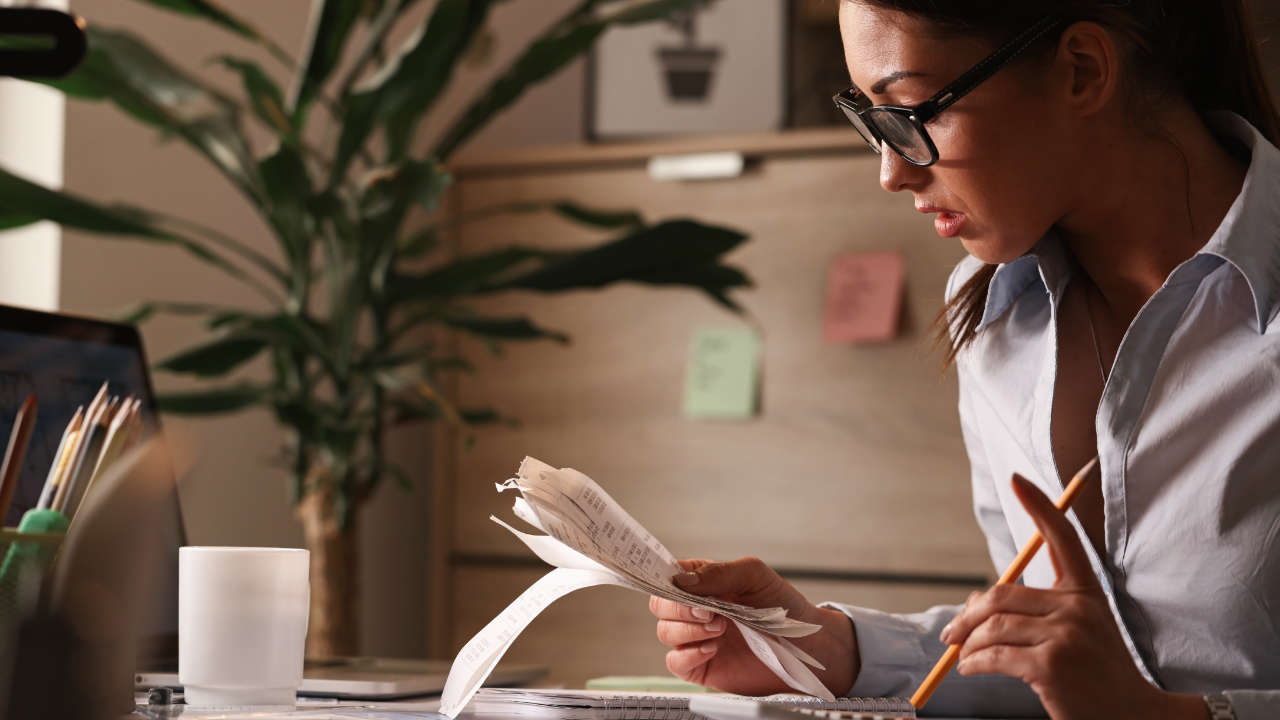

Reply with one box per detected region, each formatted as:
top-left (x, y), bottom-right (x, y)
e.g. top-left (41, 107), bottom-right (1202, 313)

top-left (1055, 21), bottom-right (1121, 117)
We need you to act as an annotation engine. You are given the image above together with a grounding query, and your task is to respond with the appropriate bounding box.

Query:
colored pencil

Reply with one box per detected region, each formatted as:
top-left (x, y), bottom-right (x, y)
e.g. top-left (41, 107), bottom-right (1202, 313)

top-left (58, 398), bottom-right (112, 518)
top-left (36, 404), bottom-right (82, 510)
top-left (0, 395), bottom-right (37, 522)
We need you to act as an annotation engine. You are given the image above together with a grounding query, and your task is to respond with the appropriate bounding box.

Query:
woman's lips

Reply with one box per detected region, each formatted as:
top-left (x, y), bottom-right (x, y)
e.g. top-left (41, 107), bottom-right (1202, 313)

top-left (917, 205), bottom-right (967, 238)
top-left (933, 211), bottom-right (967, 238)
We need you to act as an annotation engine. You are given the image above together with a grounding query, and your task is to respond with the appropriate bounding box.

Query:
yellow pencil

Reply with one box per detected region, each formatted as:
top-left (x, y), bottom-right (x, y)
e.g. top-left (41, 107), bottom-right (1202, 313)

top-left (86, 396), bottom-right (133, 490)
top-left (910, 456), bottom-right (1100, 710)
top-left (36, 404), bottom-right (82, 509)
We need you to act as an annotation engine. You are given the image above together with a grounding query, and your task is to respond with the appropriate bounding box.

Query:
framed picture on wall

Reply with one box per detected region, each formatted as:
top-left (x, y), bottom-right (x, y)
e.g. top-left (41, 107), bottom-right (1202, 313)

top-left (586, 0), bottom-right (788, 140)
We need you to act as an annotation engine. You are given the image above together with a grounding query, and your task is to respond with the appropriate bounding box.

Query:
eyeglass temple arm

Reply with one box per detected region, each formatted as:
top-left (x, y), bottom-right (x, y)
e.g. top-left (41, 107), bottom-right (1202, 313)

top-left (913, 16), bottom-right (1067, 123)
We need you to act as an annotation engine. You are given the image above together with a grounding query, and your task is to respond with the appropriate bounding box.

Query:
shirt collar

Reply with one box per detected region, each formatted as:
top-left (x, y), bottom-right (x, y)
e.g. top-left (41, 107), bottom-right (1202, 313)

top-left (977, 112), bottom-right (1280, 333)
top-left (1198, 112), bottom-right (1280, 333)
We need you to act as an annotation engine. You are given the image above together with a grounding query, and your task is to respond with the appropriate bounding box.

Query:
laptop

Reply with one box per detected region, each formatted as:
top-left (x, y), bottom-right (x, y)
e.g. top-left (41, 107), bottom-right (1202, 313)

top-left (0, 304), bottom-right (544, 700)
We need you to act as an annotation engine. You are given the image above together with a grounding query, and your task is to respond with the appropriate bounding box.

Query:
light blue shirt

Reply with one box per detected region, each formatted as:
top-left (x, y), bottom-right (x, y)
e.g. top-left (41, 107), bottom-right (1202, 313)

top-left (826, 113), bottom-right (1280, 719)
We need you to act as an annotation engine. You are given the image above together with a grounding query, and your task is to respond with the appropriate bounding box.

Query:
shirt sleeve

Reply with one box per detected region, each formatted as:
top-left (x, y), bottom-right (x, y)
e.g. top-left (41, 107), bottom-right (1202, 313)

top-left (817, 601), bottom-right (1044, 718)
top-left (812, 351), bottom-right (1043, 717)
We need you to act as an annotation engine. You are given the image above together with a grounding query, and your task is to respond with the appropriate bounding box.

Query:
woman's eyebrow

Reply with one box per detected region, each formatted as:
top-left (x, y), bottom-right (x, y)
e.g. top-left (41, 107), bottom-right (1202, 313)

top-left (870, 70), bottom-right (929, 94)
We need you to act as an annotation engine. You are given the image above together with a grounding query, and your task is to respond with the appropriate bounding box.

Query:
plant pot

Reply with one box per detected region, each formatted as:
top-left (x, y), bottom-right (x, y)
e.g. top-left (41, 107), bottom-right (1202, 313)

top-left (656, 46), bottom-right (721, 101)
top-left (294, 475), bottom-right (359, 658)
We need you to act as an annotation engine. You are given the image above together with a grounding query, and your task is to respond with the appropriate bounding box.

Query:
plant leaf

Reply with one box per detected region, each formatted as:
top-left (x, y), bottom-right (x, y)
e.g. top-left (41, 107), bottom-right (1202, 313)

top-left (112, 300), bottom-right (234, 326)
top-left (388, 246), bottom-right (567, 302)
top-left (157, 335), bottom-right (268, 377)
top-left (46, 26), bottom-right (261, 202)
top-left (155, 382), bottom-right (269, 414)
top-left (488, 219), bottom-right (748, 296)
top-left (450, 219), bottom-right (753, 310)
top-left (258, 143), bottom-right (313, 272)
top-left (289, 0), bottom-right (363, 125)
top-left (0, 165), bottom-right (270, 291)
top-left (214, 56), bottom-right (293, 138)
top-left (127, 0), bottom-right (293, 66)
top-left (329, 0), bottom-right (496, 186)
top-left (441, 314), bottom-right (570, 344)
top-left (432, 0), bottom-right (709, 160)
top-left (550, 201), bottom-right (645, 231)
top-left (358, 160), bottom-right (451, 261)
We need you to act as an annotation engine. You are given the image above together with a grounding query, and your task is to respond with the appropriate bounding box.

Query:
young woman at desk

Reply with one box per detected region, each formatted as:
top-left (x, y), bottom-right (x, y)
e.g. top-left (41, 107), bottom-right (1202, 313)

top-left (649, 2), bottom-right (1280, 719)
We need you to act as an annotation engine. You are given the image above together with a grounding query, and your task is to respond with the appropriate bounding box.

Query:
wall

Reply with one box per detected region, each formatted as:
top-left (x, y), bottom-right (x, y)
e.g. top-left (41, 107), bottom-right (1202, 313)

top-left (47, 0), bottom-right (1280, 662)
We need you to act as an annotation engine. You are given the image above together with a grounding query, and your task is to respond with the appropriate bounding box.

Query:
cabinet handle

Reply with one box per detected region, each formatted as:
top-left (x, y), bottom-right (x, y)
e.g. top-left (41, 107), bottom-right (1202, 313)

top-left (647, 151), bottom-right (744, 181)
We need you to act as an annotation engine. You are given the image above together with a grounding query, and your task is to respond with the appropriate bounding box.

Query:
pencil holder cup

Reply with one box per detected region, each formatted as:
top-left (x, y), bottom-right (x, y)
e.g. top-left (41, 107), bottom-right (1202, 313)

top-left (0, 512), bottom-right (67, 711)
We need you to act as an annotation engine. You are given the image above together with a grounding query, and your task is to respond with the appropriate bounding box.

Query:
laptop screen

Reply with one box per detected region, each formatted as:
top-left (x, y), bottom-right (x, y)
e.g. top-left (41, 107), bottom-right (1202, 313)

top-left (0, 304), bottom-right (182, 666)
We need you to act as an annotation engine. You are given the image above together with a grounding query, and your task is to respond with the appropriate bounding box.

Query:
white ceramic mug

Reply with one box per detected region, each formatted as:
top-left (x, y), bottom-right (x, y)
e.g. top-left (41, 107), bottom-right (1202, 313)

top-left (179, 546), bottom-right (310, 707)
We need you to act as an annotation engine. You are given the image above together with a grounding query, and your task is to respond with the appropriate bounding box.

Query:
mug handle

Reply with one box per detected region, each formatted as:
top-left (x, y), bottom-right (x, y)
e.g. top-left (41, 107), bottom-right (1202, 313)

top-left (0, 8), bottom-right (87, 79)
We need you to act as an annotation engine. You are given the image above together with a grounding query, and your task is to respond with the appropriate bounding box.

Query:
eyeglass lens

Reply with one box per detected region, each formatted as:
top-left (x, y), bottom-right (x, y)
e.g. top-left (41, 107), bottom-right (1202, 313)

top-left (866, 109), bottom-right (932, 164)
top-left (836, 102), bottom-right (882, 154)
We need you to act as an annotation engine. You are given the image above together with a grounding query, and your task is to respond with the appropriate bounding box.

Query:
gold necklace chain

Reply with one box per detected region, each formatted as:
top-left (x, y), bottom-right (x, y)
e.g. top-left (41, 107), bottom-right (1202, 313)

top-left (1084, 284), bottom-right (1109, 385)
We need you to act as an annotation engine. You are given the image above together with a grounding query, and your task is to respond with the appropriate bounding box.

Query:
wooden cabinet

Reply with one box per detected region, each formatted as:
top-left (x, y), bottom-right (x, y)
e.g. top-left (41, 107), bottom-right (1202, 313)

top-left (428, 129), bottom-right (993, 685)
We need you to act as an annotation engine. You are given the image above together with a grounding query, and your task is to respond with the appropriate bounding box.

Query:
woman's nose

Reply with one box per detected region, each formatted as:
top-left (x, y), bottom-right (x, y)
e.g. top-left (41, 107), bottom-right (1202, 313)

top-left (879, 146), bottom-right (925, 193)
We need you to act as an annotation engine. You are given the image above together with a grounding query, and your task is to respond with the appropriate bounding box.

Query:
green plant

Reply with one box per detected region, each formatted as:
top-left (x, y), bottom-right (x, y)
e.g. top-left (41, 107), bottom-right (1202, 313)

top-left (0, 0), bottom-right (750, 654)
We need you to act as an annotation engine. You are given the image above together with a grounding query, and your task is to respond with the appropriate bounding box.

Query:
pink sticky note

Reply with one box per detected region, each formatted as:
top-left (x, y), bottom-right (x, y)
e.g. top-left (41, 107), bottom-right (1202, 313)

top-left (823, 251), bottom-right (906, 343)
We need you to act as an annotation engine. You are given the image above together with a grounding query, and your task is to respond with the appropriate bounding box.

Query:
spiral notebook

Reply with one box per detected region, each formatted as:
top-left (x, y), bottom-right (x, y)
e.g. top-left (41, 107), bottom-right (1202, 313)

top-left (471, 688), bottom-right (916, 719)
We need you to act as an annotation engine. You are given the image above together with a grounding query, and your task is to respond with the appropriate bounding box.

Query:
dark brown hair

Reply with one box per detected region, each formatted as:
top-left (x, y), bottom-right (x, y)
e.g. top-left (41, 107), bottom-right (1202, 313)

top-left (852, 0), bottom-right (1280, 365)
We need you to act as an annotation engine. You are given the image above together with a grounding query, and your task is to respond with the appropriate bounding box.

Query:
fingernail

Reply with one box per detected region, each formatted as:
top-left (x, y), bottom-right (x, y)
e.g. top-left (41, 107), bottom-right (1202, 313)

top-left (675, 572), bottom-right (699, 586)
top-left (939, 623), bottom-right (953, 644)
top-left (699, 640), bottom-right (718, 655)
top-left (704, 618), bottom-right (724, 633)
top-left (956, 658), bottom-right (969, 674)
top-left (691, 608), bottom-right (712, 621)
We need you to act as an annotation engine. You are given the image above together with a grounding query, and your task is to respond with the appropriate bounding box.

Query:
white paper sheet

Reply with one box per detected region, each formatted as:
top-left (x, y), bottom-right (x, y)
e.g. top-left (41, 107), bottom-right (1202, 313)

top-left (439, 458), bottom-right (834, 718)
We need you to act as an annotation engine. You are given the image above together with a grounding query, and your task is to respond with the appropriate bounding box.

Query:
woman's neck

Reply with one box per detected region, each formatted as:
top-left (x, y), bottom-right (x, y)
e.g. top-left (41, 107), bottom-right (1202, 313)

top-left (1056, 105), bottom-right (1248, 326)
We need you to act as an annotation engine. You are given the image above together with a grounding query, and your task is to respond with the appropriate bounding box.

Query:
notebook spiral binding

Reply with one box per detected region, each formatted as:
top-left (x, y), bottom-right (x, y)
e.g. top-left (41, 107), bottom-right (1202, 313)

top-left (595, 694), bottom-right (915, 720)
top-left (602, 696), bottom-right (685, 720)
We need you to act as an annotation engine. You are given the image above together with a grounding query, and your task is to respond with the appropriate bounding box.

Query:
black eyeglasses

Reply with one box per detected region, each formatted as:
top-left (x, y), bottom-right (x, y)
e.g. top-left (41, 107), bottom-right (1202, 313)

top-left (833, 16), bottom-right (1066, 167)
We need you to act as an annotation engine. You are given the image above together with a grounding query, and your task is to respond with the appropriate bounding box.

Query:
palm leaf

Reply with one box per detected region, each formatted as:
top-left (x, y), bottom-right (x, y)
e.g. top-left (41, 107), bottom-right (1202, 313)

top-left (214, 56), bottom-right (293, 138)
top-left (329, 0), bottom-right (497, 187)
top-left (289, 0), bottom-right (362, 125)
top-left (128, 0), bottom-right (293, 66)
top-left (0, 165), bottom-right (277, 298)
top-left (155, 382), bottom-right (270, 414)
top-left (47, 26), bottom-right (261, 203)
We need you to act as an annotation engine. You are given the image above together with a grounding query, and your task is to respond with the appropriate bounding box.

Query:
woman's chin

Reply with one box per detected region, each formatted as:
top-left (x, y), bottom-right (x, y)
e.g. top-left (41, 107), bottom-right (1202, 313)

top-left (958, 235), bottom-right (1033, 265)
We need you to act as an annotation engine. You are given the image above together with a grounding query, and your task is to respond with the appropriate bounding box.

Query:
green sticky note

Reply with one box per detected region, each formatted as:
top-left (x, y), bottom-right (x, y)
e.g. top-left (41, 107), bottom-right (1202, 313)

top-left (682, 326), bottom-right (760, 420)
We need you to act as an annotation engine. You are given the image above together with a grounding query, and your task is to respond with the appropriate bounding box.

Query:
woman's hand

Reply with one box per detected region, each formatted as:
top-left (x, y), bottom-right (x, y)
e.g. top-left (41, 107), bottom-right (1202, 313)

top-left (648, 557), bottom-right (859, 696)
top-left (941, 474), bottom-right (1208, 720)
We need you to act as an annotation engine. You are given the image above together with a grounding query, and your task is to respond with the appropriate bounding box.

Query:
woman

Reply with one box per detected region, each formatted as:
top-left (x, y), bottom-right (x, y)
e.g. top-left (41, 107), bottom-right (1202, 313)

top-left (649, 2), bottom-right (1280, 719)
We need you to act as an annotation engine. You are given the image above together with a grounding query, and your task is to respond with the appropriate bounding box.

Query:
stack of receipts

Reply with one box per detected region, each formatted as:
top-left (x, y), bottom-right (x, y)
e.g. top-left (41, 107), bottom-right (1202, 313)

top-left (439, 457), bottom-right (835, 718)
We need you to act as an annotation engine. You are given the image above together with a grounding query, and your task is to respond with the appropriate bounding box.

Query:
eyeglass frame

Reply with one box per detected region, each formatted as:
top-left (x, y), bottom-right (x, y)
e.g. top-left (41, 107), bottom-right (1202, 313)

top-left (832, 15), bottom-right (1067, 167)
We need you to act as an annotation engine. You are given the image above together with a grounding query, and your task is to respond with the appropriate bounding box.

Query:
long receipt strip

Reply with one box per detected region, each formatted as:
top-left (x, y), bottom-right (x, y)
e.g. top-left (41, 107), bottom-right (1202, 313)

top-left (439, 457), bottom-right (835, 717)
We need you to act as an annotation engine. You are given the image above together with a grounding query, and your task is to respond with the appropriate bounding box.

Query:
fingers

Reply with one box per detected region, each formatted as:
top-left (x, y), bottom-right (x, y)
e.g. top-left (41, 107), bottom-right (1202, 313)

top-left (940, 584), bottom-right (1059, 646)
top-left (656, 616), bottom-right (726, 648)
top-left (956, 611), bottom-right (1046, 661)
top-left (954, 642), bottom-right (1038, 684)
top-left (1011, 474), bottom-right (1095, 587)
top-left (678, 558), bottom-right (714, 572)
top-left (649, 595), bottom-right (715, 622)
top-left (673, 556), bottom-right (775, 597)
top-left (665, 641), bottom-right (718, 682)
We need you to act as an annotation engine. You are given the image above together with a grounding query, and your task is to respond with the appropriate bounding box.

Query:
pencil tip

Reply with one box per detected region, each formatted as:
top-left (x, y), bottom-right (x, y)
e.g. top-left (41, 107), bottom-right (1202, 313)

top-left (1078, 456), bottom-right (1100, 480)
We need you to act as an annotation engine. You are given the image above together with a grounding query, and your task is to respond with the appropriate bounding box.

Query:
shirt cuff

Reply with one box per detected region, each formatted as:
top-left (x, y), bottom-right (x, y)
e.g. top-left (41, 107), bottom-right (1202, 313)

top-left (1224, 690), bottom-right (1280, 719)
top-left (819, 601), bottom-right (935, 699)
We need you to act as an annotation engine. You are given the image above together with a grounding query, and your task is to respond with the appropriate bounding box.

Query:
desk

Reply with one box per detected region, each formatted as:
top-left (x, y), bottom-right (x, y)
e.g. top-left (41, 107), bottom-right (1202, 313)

top-left (133, 694), bottom-right (1029, 720)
